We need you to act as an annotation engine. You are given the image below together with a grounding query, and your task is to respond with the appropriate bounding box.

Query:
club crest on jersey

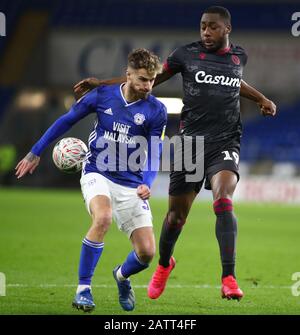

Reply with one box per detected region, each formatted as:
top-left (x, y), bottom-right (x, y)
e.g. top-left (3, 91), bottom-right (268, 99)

top-left (199, 52), bottom-right (206, 60)
top-left (231, 55), bottom-right (240, 65)
top-left (134, 113), bottom-right (145, 125)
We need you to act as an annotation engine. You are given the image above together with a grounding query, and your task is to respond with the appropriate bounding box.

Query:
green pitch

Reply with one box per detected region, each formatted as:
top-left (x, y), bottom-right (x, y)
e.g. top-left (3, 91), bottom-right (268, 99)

top-left (0, 187), bottom-right (300, 315)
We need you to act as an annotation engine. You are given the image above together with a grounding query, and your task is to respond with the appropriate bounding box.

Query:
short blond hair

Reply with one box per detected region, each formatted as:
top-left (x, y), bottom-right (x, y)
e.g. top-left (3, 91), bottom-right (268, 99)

top-left (128, 48), bottom-right (162, 74)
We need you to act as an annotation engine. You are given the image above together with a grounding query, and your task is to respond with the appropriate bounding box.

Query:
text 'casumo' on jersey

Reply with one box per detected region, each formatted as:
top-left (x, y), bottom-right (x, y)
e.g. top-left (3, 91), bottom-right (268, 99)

top-left (164, 41), bottom-right (248, 142)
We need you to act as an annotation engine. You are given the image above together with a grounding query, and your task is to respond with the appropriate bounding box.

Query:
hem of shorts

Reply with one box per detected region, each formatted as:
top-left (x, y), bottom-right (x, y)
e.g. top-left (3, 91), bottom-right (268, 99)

top-left (126, 226), bottom-right (153, 239)
top-left (125, 220), bottom-right (153, 239)
top-left (204, 168), bottom-right (240, 191)
top-left (168, 186), bottom-right (202, 196)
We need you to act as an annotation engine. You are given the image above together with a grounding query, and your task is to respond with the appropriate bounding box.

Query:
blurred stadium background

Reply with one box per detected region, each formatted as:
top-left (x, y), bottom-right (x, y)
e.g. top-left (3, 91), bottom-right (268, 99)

top-left (0, 0), bottom-right (299, 201)
top-left (0, 0), bottom-right (300, 202)
top-left (1, 0), bottom-right (300, 315)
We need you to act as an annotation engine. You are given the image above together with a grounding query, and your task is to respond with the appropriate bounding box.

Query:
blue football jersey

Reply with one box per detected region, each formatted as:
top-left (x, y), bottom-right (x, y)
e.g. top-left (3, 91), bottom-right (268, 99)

top-left (81, 84), bottom-right (167, 187)
top-left (31, 84), bottom-right (167, 188)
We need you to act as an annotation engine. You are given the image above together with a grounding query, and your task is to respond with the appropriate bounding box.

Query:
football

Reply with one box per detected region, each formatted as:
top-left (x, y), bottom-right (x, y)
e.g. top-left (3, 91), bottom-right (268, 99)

top-left (52, 137), bottom-right (88, 173)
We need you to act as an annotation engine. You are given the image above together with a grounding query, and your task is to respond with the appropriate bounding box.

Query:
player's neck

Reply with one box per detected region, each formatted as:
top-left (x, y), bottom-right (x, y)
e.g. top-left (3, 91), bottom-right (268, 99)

top-left (122, 83), bottom-right (141, 103)
top-left (216, 39), bottom-right (231, 55)
top-left (221, 38), bottom-right (230, 50)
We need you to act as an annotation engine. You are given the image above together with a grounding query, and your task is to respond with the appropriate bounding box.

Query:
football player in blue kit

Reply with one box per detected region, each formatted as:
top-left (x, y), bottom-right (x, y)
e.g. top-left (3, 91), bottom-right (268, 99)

top-left (15, 49), bottom-right (167, 312)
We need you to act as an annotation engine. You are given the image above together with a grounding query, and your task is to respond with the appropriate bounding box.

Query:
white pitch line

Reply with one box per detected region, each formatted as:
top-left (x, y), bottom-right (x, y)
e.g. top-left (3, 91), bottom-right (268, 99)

top-left (6, 284), bottom-right (293, 289)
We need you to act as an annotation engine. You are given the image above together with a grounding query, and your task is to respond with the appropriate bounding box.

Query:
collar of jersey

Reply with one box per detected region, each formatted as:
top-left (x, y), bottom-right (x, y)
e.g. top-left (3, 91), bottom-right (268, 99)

top-left (216, 44), bottom-right (232, 55)
top-left (119, 83), bottom-right (142, 107)
top-left (199, 40), bottom-right (232, 55)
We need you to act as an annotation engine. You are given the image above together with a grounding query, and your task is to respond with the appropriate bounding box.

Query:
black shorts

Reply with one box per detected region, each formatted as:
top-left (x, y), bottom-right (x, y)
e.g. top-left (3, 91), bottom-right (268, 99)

top-left (169, 136), bottom-right (240, 196)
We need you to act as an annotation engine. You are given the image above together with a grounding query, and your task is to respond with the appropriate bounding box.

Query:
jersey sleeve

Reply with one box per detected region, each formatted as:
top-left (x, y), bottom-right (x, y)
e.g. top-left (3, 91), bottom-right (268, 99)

top-left (164, 47), bottom-right (184, 75)
top-left (242, 51), bottom-right (248, 67)
top-left (142, 104), bottom-right (168, 188)
top-left (31, 88), bottom-right (99, 156)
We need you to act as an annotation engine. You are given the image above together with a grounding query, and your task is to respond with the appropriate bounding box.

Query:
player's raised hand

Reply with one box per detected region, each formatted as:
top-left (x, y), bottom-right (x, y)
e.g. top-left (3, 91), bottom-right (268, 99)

top-left (137, 184), bottom-right (151, 200)
top-left (73, 77), bottom-right (101, 101)
top-left (15, 152), bottom-right (40, 179)
top-left (258, 97), bottom-right (277, 117)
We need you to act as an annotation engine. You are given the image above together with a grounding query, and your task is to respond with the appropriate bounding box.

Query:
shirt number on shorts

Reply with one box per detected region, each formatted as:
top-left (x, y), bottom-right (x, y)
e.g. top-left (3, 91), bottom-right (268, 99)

top-left (142, 200), bottom-right (149, 210)
top-left (222, 151), bottom-right (239, 164)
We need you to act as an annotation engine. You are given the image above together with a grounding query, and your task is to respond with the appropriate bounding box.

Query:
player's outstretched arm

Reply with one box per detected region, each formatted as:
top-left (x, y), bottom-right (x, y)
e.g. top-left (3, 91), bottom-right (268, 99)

top-left (73, 77), bottom-right (126, 100)
top-left (240, 80), bottom-right (277, 117)
top-left (15, 90), bottom-right (97, 179)
top-left (73, 69), bottom-right (174, 100)
top-left (15, 152), bottom-right (40, 179)
top-left (153, 69), bottom-right (174, 87)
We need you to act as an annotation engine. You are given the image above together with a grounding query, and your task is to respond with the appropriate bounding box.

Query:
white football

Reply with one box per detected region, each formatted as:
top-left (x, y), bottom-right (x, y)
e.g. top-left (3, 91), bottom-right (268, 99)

top-left (52, 137), bottom-right (88, 173)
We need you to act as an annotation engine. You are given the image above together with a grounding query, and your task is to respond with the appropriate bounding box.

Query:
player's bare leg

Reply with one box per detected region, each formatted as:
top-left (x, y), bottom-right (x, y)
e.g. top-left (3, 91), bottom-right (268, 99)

top-left (131, 227), bottom-right (156, 265)
top-left (113, 227), bottom-right (155, 311)
top-left (210, 170), bottom-right (243, 300)
top-left (73, 195), bottom-right (112, 312)
top-left (148, 191), bottom-right (197, 299)
top-left (86, 195), bottom-right (112, 242)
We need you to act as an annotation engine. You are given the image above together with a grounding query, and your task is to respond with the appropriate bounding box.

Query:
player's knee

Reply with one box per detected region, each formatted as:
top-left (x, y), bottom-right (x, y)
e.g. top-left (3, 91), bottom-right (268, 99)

top-left (212, 182), bottom-right (234, 200)
top-left (92, 212), bottom-right (112, 234)
top-left (167, 210), bottom-right (186, 228)
top-left (214, 190), bottom-right (233, 200)
top-left (136, 246), bottom-right (156, 264)
top-left (137, 251), bottom-right (155, 264)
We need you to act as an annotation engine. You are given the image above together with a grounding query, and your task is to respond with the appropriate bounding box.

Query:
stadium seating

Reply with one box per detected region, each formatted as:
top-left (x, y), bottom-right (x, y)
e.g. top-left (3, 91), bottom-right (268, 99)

top-left (49, 1), bottom-right (298, 30)
top-left (1, 0), bottom-right (299, 168)
top-left (241, 102), bottom-right (300, 165)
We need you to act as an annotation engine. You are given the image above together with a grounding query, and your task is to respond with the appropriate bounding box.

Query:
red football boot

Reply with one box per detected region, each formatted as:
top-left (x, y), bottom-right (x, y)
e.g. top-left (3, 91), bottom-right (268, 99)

top-left (147, 257), bottom-right (176, 299)
top-left (221, 275), bottom-right (244, 300)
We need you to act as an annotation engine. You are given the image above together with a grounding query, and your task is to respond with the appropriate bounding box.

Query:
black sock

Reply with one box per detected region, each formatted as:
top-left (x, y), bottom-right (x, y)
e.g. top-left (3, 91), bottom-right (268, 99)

top-left (159, 214), bottom-right (184, 267)
top-left (213, 198), bottom-right (237, 278)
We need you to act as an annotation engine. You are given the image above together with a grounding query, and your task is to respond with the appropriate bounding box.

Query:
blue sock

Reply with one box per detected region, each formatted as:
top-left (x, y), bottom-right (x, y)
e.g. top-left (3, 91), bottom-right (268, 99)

top-left (120, 251), bottom-right (149, 278)
top-left (78, 238), bottom-right (104, 285)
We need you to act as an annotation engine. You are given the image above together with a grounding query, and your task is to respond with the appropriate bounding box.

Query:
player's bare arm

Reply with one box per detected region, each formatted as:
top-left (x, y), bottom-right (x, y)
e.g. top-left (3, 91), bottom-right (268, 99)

top-left (73, 68), bottom-right (174, 100)
top-left (73, 76), bottom-right (125, 100)
top-left (15, 152), bottom-right (40, 179)
top-left (153, 68), bottom-right (174, 86)
top-left (240, 80), bottom-right (277, 117)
